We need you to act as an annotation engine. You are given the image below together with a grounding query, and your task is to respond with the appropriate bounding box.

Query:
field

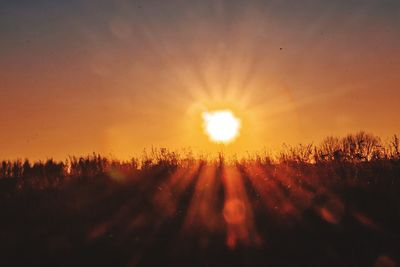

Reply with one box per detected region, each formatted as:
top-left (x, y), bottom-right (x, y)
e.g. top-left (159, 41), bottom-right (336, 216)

top-left (1, 133), bottom-right (400, 267)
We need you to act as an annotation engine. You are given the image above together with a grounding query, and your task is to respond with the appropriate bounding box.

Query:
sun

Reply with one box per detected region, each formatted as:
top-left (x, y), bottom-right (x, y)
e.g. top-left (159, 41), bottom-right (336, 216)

top-left (202, 110), bottom-right (241, 144)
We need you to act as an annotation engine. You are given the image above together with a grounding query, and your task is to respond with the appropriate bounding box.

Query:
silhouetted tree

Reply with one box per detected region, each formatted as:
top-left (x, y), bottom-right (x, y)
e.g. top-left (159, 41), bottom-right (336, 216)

top-left (22, 159), bottom-right (31, 177)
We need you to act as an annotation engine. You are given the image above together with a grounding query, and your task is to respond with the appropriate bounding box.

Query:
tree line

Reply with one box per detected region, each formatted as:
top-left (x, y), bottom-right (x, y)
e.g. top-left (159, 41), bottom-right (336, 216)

top-left (0, 132), bottom-right (399, 181)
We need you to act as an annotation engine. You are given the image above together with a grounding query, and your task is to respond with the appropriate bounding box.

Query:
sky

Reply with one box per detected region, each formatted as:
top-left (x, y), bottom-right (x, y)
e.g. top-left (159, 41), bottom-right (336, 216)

top-left (0, 0), bottom-right (399, 160)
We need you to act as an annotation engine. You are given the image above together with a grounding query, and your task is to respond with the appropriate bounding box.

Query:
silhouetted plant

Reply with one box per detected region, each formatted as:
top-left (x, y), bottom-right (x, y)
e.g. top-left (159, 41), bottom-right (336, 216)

top-left (0, 132), bottom-right (399, 191)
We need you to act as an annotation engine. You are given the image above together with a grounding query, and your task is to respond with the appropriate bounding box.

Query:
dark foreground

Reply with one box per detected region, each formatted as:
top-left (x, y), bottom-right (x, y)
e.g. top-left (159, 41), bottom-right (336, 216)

top-left (1, 158), bottom-right (400, 267)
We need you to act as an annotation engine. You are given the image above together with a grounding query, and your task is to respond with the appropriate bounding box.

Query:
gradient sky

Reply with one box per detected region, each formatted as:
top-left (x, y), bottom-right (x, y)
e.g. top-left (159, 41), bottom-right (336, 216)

top-left (1, 0), bottom-right (399, 160)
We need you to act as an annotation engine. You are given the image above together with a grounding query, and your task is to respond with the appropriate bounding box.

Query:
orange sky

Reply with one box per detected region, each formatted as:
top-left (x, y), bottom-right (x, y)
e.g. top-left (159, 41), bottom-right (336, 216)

top-left (0, 0), bottom-right (399, 160)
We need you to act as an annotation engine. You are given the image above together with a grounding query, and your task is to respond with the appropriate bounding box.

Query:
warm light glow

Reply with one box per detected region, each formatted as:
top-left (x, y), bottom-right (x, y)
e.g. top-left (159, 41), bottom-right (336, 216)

top-left (202, 110), bottom-right (241, 144)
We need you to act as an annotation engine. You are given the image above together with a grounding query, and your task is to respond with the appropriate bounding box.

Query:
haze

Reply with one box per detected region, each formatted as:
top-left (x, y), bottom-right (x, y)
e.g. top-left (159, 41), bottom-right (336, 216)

top-left (1, 0), bottom-right (399, 160)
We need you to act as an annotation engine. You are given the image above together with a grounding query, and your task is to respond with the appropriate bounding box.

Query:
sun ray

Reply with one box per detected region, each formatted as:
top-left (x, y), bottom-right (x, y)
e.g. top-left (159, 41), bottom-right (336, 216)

top-left (221, 165), bottom-right (261, 249)
top-left (183, 164), bottom-right (224, 235)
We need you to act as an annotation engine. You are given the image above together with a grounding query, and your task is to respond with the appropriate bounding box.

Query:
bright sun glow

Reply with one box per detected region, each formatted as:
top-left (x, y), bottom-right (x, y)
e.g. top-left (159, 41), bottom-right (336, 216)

top-left (202, 110), bottom-right (241, 144)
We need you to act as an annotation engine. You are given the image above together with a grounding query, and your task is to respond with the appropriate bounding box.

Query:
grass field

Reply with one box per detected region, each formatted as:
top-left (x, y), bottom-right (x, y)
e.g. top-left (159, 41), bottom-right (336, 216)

top-left (1, 133), bottom-right (399, 267)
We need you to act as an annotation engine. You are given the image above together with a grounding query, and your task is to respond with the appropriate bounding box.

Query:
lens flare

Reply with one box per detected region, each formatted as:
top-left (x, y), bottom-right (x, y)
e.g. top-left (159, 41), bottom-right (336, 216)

top-left (202, 110), bottom-right (241, 144)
